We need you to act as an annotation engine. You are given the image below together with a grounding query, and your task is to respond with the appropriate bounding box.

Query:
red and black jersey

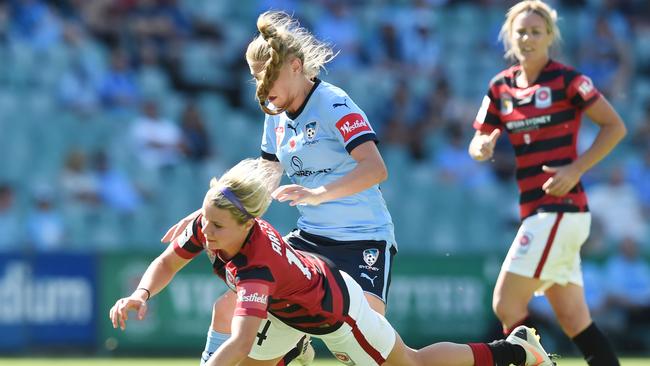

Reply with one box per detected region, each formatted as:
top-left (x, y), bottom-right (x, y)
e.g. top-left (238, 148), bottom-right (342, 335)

top-left (173, 216), bottom-right (350, 335)
top-left (473, 60), bottom-right (600, 219)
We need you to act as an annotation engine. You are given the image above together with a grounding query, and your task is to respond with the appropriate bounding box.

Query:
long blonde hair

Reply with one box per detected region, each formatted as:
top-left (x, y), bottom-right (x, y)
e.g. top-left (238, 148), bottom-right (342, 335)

top-left (498, 0), bottom-right (562, 61)
top-left (246, 11), bottom-right (336, 115)
top-left (206, 159), bottom-right (275, 224)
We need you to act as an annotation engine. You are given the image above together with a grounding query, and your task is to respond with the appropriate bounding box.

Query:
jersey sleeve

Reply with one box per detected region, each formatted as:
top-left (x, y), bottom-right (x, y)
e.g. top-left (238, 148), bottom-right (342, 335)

top-left (473, 88), bottom-right (502, 133)
top-left (566, 71), bottom-right (601, 110)
top-left (233, 266), bottom-right (276, 318)
top-left (327, 97), bottom-right (378, 154)
top-left (172, 215), bottom-right (205, 259)
top-left (260, 114), bottom-right (279, 161)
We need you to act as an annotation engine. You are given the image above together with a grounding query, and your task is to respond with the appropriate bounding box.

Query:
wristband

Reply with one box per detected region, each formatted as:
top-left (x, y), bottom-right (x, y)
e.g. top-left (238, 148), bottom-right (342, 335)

top-left (137, 287), bottom-right (151, 301)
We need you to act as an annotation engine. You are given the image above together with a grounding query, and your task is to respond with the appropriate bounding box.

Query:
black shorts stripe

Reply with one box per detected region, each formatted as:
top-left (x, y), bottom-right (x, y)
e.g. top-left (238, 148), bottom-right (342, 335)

top-left (515, 158), bottom-right (574, 180)
top-left (513, 134), bottom-right (573, 156)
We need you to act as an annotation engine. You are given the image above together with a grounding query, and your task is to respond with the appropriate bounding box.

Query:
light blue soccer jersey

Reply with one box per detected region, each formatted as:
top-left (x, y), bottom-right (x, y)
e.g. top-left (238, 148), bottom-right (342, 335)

top-left (260, 79), bottom-right (395, 245)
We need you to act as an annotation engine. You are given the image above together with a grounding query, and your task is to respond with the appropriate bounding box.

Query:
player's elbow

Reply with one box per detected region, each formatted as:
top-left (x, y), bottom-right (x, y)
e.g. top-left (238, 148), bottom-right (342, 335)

top-left (376, 161), bottom-right (388, 183)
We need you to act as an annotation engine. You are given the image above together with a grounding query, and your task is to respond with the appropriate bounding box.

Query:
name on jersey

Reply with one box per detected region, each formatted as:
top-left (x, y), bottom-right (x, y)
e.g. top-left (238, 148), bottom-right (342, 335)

top-left (237, 289), bottom-right (268, 305)
top-left (505, 115), bottom-right (551, 132)
top-left (336, 113), bottom-right (371, 142)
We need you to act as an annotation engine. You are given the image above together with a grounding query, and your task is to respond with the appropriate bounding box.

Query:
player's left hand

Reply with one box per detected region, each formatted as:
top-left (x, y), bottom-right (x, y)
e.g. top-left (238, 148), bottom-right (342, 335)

top-left (542, 164), bottom-right (583, 197)
top-left (272, 184), bottom-right (326, 206)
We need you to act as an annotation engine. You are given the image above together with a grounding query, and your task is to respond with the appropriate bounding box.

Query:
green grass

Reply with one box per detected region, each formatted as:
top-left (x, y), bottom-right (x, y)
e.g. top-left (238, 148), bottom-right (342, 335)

top-left (0, 358), bottom-right (648, 365)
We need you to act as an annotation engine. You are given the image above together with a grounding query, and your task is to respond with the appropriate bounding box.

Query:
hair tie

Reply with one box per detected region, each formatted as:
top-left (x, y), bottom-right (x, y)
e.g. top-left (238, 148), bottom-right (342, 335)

top-left (220, 187), bottom-right (255, 220)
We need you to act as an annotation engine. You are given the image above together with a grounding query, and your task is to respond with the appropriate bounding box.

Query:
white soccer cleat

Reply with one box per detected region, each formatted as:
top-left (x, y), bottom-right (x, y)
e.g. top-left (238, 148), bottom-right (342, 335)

top-left (294, 336), bottom-right (315, 365)
top-left (506, 326), bottom-right (556, 366)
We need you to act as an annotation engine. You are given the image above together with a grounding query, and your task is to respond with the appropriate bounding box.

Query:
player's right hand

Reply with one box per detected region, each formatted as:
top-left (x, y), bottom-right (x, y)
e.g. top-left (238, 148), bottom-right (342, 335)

top-left (161, 208), bottom-right (200, 243)
top-left (109, 297), bottom-right (148, 331)
top-left (470, 129), bottom-right (501, 161)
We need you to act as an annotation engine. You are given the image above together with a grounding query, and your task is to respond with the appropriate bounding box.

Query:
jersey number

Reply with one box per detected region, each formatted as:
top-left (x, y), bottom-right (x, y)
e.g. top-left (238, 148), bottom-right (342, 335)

top-left (285, 246), bottom-right (312, 280)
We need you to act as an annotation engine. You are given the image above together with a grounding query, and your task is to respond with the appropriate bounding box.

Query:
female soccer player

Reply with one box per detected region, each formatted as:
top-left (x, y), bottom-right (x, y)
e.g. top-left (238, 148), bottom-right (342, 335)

top-left (111, 159), bottom-right (554, 366)
top-left (468, 2), bottom-right (625, 365)
top-left (162, 11), bottom-right (397, 363)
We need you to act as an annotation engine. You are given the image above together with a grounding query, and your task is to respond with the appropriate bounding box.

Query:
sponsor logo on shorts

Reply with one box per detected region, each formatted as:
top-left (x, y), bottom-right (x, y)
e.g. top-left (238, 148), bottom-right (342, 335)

top-left (332, 351), bottom-right (356, 365)
top-left (360, 273), bottom-right (378, 287)
top-left (514, 231), bottom-right (534, 258)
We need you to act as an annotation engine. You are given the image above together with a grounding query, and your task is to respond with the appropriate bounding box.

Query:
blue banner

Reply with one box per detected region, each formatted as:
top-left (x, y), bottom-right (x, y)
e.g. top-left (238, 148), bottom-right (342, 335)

top-left (0, 253), bottom-right (97, 350)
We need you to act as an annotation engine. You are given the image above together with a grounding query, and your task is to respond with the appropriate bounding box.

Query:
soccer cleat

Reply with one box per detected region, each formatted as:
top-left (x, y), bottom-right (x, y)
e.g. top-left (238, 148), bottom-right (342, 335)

top-left (506, 326), bottom-right (556, 366)
top-left (294, 336), bottom-right (315, 365)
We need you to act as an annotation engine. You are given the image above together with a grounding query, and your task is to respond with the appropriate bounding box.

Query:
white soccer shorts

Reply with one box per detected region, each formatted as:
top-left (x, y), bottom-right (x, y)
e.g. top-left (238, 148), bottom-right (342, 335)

top-left (501, 212), bottom-right (591, 294)
top-left (248, 271), bottom-right (396, 365)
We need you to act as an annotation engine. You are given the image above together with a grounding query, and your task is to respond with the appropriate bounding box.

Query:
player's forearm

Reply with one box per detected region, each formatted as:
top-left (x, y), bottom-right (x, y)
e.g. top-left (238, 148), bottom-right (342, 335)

top-left (132, 256), bottom-right (179, 301)
top-left (205, 338), bottom-right (250, 366)
top-left (319, 157), bottom-right (387, 202)
top-left (572, 121), bottom-right (626, 174)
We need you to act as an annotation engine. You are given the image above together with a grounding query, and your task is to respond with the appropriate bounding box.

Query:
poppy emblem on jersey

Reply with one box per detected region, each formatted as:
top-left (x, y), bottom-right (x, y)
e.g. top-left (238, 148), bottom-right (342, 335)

top-left (501, 94), bottom-right (513, 115)
top-left (363, 248), bottom-right (379, 267)
top-left (305, 121), bottom-right (318, 141)
top-left (534, 87), bottom-right (552, 109)
top-left (275, 126), bottom-right (285, 148)
top-left (288, 137), bottom-right (298, 151)
top-left (332, 351), bottom-right (356, 365)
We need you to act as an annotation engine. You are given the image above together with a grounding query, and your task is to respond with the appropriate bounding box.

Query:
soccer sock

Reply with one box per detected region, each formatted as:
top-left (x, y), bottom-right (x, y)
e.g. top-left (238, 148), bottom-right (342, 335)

top-left (469, 340), bottom-right (526, 366)
top-left (278, 335), bottom-right (308, 365)
top-left (571, 322), bottom-right (620, 366)
top-left (200, 329), bottom-right (230, 366)
top-left (503, 315), bottom-right (530, 336)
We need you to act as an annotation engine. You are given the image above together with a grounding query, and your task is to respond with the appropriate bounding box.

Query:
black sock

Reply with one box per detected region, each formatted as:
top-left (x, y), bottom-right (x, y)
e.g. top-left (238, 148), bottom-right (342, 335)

top-left (572, 322), bottom-right (620, 366)
top-left (280, 335), bottom-right (307, 365)
top-left (487, 340), bottom-right (526, 366)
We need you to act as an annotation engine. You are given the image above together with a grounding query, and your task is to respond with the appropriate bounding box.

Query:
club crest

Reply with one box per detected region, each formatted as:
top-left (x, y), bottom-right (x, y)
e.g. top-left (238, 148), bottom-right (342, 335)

top-left (363, 248), bottom-right (379, 267)
top-left (305, 121), bottom-right (318, 141)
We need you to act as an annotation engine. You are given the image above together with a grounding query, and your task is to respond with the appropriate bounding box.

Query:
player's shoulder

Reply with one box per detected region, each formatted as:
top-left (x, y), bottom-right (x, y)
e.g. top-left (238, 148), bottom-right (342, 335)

top-left (488, 65), bottom-right (519, 87)
top-left (548, 60), bottom-right (584, 85)
top-left (314, 80), bottom-right (365, 124)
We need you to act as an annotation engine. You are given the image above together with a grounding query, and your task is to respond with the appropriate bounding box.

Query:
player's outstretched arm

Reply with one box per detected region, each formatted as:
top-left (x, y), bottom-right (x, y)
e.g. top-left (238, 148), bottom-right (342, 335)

top-left (109, 244), bottom-right (191, 330)
top-left (205, 315), bottom-right (263, 366)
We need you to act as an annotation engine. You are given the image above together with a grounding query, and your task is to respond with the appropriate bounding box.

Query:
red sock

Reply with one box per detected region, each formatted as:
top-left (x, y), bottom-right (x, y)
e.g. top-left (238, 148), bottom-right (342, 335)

top-left (503, 315), bottom-right (529, 336)
top-left (468, 343), bottom-right (494, 366)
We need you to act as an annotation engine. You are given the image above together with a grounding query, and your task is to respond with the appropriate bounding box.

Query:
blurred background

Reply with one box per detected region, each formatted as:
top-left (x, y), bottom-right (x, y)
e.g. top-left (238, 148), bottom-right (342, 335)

top-left (0, 0), bottom-right (648, 361)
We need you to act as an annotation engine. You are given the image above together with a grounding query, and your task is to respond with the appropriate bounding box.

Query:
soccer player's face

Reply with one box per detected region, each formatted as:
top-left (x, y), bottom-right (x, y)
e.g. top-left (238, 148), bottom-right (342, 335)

top-left (511, 11), bottom-right (552, 63)
top-left (201, 195), bottom-right (252, 253)
top-left (251, 58), bottom-right (303, 112)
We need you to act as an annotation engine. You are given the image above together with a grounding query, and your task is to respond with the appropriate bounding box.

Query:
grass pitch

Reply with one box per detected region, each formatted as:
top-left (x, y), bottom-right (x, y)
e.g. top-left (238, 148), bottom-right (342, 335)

top-left (0, 358), bottom-right (648, 365)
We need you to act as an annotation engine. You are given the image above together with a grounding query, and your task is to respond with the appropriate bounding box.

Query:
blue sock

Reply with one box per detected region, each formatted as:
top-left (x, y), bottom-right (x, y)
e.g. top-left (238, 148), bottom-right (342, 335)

top-left (200, 329), bottom-right (230, 365)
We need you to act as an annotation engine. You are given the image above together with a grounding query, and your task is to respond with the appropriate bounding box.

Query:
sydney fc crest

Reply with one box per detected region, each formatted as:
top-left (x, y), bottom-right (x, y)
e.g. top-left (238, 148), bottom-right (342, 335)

top-left (305, 121), bottom-right (318, 141)
top-left (362, 248), bottom-right (379, 267)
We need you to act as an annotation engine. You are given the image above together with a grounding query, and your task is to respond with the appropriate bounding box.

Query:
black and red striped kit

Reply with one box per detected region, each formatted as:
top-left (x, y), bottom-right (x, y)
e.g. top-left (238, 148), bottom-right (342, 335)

top-left (474, 60), bottom-right (601, 220)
